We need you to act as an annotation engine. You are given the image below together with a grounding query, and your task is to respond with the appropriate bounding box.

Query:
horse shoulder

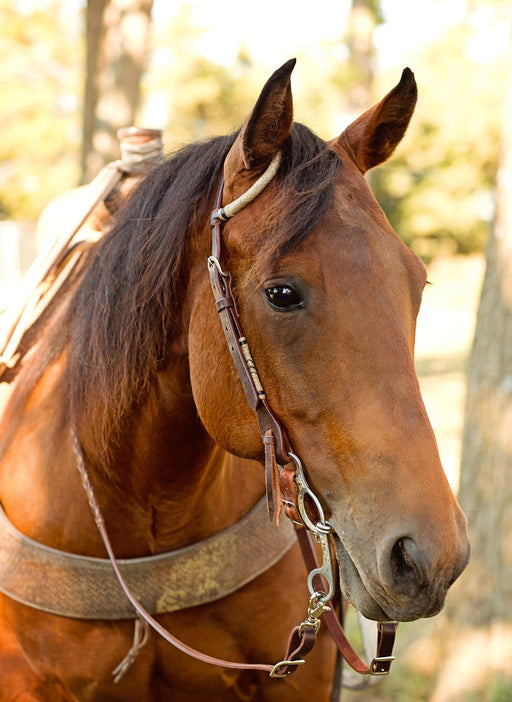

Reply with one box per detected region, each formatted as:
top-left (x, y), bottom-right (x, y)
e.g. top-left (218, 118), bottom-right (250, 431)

top-left (0, 614), bottom-right (77, 701)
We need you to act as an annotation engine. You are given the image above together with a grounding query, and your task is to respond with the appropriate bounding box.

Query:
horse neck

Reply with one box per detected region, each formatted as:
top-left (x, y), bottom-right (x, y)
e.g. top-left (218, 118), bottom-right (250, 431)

top-left (0, 347), bottom-right (263, 559)
top-left (77, 353), bottom-right (264, 557)
top-left (102, 358), bottom-right (262, 552)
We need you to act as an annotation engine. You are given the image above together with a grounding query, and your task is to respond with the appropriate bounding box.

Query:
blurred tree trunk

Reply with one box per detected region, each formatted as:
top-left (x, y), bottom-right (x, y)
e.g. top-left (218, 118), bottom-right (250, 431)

top-left (452, 39), bottom-right (512, 625)
top-left (344, 0), bottom-right (381, 200)
top-left (81, 0), bottom-right (153, 183)
top-left (345, 0), bottom-right (380, 116)
top-left (428, 38), bottom-right (512, 702)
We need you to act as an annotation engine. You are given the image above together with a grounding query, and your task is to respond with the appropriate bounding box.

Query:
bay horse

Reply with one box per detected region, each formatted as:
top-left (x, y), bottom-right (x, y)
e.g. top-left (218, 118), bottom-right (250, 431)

top-left (0, 60), bottom-right (469, 701)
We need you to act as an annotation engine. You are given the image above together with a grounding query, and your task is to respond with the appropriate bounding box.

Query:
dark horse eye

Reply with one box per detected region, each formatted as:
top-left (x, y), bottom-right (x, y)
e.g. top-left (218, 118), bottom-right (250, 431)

top-left (265, 285), bottom-right (304, 311)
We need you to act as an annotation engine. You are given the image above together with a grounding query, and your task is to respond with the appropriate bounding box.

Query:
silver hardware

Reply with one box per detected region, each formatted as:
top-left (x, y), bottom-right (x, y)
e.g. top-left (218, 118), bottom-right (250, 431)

top-left (307, 531), bottom-right (336, 604)
top-left (298, 591), bottom-right (331, 637)
top-left (370, 655), bottom-right (396, 675)
top-left (269, 658), bottom-right (305, 678)
top-left (281, 455), bottom-right (336, 604)
top-left (287, 453), bottom-right (332, 536)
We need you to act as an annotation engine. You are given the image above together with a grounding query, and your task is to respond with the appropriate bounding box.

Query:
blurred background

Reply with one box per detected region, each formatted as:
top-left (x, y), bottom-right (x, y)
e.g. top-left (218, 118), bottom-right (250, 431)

top-left (0, 0), bottom-right (511, 699)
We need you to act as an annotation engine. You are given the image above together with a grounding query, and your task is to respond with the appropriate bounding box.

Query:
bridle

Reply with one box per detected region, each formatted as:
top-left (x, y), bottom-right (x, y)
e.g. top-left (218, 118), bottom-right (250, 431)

top-left (207, 154), bottom-right (397, 677)
top-left (73, 152), bottom-right (397, 687)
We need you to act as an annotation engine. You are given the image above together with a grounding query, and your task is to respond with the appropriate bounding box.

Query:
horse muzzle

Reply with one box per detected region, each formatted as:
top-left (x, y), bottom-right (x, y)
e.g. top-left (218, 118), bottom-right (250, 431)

top-left (331, 521), bottom-right (470, 623)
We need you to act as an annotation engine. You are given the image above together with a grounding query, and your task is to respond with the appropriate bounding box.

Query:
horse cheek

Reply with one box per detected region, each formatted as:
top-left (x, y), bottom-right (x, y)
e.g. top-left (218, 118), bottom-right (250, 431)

top-left (187, 293), bottom-right (263, 461)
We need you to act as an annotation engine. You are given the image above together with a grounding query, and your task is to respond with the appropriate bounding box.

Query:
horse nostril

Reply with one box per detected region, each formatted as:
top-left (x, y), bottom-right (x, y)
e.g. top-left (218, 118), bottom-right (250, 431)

top-left (389, 537), bottom-right (428, 593)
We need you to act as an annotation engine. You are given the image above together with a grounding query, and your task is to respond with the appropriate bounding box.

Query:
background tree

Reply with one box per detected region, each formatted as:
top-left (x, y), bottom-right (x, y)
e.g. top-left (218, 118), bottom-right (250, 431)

top-left (0, 0), bottom-right (81, 220)
top-left (344, 0), bottom-right (382, 117)
top-left (81, 0), bottom-right (153, 182)
top-left (425, 16), bottom-right (512, 702)
top-left (455, 30), bottom-right (512, 628)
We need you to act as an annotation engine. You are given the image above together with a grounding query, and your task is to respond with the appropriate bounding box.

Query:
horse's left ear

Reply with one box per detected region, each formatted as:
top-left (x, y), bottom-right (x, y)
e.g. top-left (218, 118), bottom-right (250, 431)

top-left (332, 68), bottom-right (417, 173)
top-left (223, 59), bottom-right (295, 187)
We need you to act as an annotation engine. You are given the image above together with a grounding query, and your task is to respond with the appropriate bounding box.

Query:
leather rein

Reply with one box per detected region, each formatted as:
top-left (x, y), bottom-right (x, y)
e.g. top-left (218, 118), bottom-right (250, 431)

top-left (72, 153), bottom-right (397, 682)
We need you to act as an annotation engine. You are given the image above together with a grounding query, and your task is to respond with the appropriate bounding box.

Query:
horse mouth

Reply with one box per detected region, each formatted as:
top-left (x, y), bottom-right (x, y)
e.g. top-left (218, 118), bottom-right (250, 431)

top-left (331, 532), bottom-right (448, 622)
top-left (332, 532), bottom-right (391, 621)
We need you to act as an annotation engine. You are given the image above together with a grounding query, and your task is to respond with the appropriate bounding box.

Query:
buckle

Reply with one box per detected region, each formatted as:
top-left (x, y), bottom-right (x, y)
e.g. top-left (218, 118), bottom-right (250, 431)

top-left (269, 659), bottom-right (306, 677)
top-left (370, 654), bottom-right (396, 675)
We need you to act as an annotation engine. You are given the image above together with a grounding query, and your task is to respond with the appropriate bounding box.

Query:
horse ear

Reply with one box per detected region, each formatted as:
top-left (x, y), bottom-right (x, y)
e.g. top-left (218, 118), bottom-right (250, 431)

top-left (224, 59), bottom-right (295, 181)
top-left (333, 68), bottom-right (417, 173)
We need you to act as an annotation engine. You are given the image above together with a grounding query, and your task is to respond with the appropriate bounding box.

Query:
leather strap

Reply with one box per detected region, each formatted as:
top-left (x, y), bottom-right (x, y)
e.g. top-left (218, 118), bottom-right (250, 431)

top-left (72, 434), bottom-right (304, 677)
top-left (0, 498), bottom-right (296, 619)
top-left (209, 185), bottom-right (292, 467)
top-left (295, 528), bottom-right (396, 675)
top-left (271, 625), bottom-right (317, 677)
top-left (208, 258), bottom-right (291, 463)
top-left (209, 192), bottom-right (292, 525)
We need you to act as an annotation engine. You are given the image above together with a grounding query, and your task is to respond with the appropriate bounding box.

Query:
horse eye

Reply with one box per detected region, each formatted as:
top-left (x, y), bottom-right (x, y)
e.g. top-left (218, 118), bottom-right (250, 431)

top-left (265, 285), bottom-right (304, 311)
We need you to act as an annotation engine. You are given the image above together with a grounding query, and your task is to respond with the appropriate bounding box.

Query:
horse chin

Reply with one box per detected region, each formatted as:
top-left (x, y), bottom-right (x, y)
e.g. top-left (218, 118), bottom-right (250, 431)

top-left (332, 533), bottom-right (390, 621)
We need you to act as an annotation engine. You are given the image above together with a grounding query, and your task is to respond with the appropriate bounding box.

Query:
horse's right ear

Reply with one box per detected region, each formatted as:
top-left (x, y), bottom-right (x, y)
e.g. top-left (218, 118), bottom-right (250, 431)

top-left (332, 68), bottom-right (417, 173)
top-left (223, 59), bottom-right (295, 191)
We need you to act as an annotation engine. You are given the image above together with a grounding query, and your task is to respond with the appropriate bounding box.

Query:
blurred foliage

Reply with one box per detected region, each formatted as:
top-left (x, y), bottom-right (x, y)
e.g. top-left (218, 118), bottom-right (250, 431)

top-left (342, 660), bottom-right (512, 702)
top-left (0, 0), bottom-right (507, 264)
top-left (143, 2), bottom-right (505, 261)
top-left (0, 0), bottom-right (82, 220)
top-left (142, 5), bottom-right (259, 148)
top-left (463, 675), bottom-right (512, 702)
top-left (142, 3), bottom-right (358, 151)
top-left (372, 17), bottom-right (505, 261)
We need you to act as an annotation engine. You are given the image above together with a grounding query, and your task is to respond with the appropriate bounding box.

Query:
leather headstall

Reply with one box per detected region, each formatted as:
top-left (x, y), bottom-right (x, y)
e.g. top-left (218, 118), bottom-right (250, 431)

top-left (208, 196), bottom-right (291, 524)
top-left (207, 164), bottom-right (398, 679)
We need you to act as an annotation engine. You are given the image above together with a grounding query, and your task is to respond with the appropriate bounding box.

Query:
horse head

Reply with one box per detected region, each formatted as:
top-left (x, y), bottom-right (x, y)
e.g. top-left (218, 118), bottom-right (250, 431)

top-left (188, 59), bottom-right (469, 623)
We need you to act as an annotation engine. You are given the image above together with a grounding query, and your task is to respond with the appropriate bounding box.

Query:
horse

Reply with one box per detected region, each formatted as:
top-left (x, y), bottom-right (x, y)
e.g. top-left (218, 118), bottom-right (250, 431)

top-left (0, 59), bottom-right (469, 701)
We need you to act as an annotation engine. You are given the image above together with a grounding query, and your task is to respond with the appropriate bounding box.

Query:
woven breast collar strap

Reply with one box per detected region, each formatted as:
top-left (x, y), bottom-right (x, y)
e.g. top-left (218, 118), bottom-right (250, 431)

top-left (0, 497), bottom-right (296, 619)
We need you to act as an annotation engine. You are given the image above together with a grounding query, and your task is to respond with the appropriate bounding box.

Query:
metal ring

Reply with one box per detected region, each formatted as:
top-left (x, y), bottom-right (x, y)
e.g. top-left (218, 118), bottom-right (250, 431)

top-left (287, 453), bottom-right (332, 535)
